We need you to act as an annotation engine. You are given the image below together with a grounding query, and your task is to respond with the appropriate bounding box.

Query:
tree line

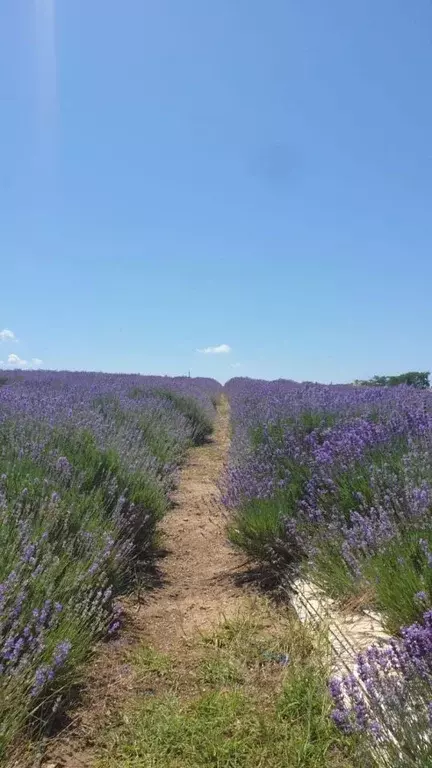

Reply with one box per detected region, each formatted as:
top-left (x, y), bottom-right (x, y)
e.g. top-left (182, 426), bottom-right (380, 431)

top-left (354, 371), bottom-right (430, 389)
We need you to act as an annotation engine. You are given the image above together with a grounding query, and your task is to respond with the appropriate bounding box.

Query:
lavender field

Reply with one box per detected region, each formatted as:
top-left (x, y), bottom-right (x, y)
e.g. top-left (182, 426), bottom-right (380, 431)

top-left (5, 370), bottom-right (432, 765)
top-left (0, 371), bottom-right (221, 760)
top-left (223, 377), bottom-right (432, 765)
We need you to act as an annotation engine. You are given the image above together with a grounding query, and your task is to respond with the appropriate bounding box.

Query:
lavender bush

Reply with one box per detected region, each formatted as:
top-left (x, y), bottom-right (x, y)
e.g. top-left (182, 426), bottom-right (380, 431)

top-left (223, 377), bottom-right (432, 615)
top-left (0, 371), bottom-right (221, 760)
top-left (330, 608), bottom-right (432, 766)
top-left (223, 376), bottom-right (432, 761)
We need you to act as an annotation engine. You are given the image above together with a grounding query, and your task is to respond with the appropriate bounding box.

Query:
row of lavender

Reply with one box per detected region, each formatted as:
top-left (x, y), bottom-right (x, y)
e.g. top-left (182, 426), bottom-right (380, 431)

top-left (223, 377), bottom-right (432, 765)
top-left (0, 371), bottom-right (221, 761)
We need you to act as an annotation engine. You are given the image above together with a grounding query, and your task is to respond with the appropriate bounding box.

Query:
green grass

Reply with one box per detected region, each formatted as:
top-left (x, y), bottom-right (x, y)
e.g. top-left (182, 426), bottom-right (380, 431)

top-left (132, 646), bottom-right (173, 680)
top-left (97, 601), bottom-right (365, 768)
top-left (197, 656), bottom-right (245, 687)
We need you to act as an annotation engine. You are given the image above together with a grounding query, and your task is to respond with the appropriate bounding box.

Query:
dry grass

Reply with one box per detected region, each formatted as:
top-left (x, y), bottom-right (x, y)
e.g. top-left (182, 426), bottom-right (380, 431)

top-left (96, 598), bottom-right (366, 768)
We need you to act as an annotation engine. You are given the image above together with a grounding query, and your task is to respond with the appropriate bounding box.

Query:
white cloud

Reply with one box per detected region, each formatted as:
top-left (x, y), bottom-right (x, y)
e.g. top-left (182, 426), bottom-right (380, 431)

top-left (7, 353), bottom-right (27, 367)
top-left (230, 362), bottom-right (242, 369)
top-left (197, 344), bottom-right (231, 355)
top-left (31, 358), bottom-right (43, 367)
top-left (0, 329), bottom-right (17, 342)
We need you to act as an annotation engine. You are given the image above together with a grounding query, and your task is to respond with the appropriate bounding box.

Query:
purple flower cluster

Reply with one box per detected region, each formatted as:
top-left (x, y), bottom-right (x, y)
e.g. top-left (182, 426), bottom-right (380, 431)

top-left (224, 378), bottom-right (432, 576)
top-left (330, 609), bottom-right (432, 759)
top-left (31, 640), bottom-right (72, 697)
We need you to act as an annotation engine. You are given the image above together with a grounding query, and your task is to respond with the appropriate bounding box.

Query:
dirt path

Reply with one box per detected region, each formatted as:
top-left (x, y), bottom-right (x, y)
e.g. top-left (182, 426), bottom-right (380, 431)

top-left (142, 395), bottom-right (246, 651)
top-left (43, 396), bottom-right (246, 768)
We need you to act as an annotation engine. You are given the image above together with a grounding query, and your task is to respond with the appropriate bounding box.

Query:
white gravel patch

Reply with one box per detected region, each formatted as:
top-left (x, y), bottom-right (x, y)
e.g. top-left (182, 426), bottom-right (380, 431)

top-left (291, 578), bottom-right (389, 673)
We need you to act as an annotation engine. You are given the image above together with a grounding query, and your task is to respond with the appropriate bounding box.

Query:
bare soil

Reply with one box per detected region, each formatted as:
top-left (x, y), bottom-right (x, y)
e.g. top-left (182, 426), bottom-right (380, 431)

top-left (142, 395), bottom-right (247, 650)
top-left (42, 396), bottom-right (246, 768)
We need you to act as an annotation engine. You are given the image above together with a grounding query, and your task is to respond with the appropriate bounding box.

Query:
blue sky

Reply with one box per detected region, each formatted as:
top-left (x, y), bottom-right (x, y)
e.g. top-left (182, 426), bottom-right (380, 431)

top-left (1, 0), bottom-right (432, 383)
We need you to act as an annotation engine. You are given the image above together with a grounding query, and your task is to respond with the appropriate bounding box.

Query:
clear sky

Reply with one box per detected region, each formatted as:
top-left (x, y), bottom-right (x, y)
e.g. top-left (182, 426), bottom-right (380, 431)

top-left (1, 0), bottom-right (432, 383)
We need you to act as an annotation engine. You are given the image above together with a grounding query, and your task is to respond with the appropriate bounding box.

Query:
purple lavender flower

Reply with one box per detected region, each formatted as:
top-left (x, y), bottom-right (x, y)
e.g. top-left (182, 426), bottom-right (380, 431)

top-left (52, 640), bottom-right (72, 667)
top-left (108, 620), bottom-right (121, 635)
top-left (31, 664), bottom-right (55, 697)
top-left (55, 456), bottom-right (72, 475)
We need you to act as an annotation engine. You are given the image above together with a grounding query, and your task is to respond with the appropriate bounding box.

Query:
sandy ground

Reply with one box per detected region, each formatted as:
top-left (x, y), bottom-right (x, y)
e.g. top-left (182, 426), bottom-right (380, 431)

top-left (142, 395), bottom-right (247, 650)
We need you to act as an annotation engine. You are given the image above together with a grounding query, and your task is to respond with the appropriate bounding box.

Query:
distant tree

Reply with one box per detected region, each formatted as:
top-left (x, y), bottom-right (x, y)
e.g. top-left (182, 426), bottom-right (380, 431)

top-left (354, 371), bottom-right (430, 389)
